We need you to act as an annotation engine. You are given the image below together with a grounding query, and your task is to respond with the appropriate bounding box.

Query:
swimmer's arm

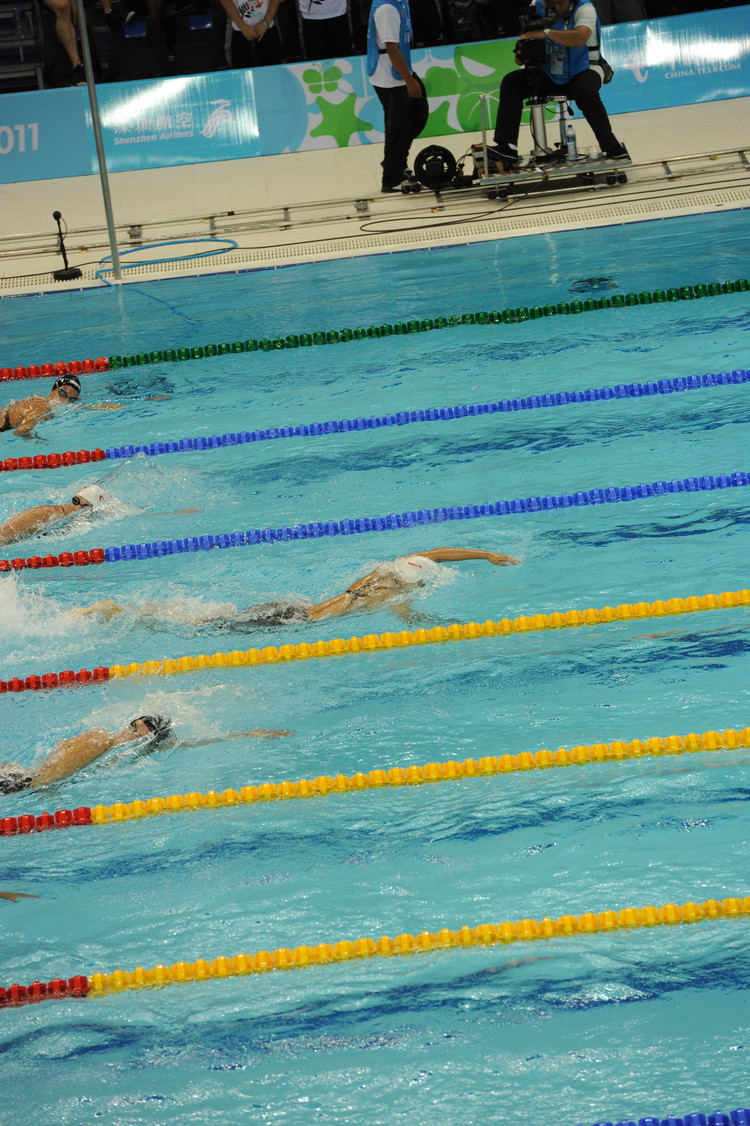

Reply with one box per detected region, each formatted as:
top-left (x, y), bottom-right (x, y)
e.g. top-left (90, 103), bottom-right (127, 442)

top-left (0, 892), bottom-right (42, 902)
top-left (0, 503), bottom-right (66, 545)
top-left (179, 730), bottom-right (295, 749)
top-left (31, 728), bottom-right (120, 787)
top-left (414, 548), bottom-right (521, 566)
top-left (80, 402), bottom-right (126, 411)
top-left (14, 401), bottom-right (50, 436)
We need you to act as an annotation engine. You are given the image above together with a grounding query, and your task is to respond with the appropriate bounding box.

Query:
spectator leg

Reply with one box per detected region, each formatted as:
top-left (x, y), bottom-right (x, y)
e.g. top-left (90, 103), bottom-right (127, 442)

top-left (43, 0), bottom-right (81, 68)
top-left (302, 14), bottom-right (352, 60)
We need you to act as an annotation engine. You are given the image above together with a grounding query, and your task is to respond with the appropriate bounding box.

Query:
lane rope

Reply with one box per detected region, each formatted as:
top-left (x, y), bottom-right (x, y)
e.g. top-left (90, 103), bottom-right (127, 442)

top-left (1, 368), bottom-right (746, 476)
top-left (3, 279), bottom-right (747, 383)
top-left (2, 469), bottom-right (749, 574)
top-left (580, 1107), bottom-right (750, 1126)
top-left (2, 894), bottom-right (748, 1009)
top-left (2, 724), bottom-right (747, 839)
top-left (1, 586), bottom-right (747, 694)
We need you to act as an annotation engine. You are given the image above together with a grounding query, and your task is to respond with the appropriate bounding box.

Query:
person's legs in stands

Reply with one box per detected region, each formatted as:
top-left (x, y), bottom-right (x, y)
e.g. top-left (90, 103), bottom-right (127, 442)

top-left (302, 14), bottom-right (352, 59)
top-left (42, 0), bottom-right (82, 73)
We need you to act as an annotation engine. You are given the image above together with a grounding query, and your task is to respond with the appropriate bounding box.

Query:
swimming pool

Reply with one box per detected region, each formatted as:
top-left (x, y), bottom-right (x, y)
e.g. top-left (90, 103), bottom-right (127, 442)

top-left (1, 208), bottom-right (749, 1126)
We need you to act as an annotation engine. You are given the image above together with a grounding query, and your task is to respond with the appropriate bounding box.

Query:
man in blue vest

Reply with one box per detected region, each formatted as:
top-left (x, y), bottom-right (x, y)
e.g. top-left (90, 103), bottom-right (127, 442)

top-left (367, 0), bottom-right (429, 192)
top-left (487, 0), bottom-right (627, 168)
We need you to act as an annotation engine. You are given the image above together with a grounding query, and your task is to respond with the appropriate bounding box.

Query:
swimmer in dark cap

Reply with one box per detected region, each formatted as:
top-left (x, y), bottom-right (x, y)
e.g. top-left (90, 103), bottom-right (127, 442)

top-left (0, 715), bottom-right (292, 794)
top-left (77, 547), bottom-right (521, 629)
top-left (0, 375), bottom-right (125, 437)
top-left (0, 376), bottom-right (82, 437)
top-left (0, 483), bottom-right (112, 547)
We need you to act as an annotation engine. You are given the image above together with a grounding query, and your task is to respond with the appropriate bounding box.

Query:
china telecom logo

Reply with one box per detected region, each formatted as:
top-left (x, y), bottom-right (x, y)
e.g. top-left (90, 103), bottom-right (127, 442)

top-left (201, 99), bottom-right (233, 138)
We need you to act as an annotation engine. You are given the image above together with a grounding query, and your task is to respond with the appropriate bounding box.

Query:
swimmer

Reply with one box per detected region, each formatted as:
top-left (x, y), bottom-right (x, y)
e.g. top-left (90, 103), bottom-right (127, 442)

top-left (77, 547), bottom-right (521, 628)
top-left (0, 715), bottom-right (293, 794)
top-left (0, 376), bottom-right (122, 438)
top-left (0, 483), bottom-right (109, 547)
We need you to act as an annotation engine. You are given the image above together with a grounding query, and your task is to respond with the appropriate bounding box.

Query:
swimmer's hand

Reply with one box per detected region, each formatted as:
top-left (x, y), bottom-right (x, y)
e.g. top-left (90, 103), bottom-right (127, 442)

top-left (0, 891), bottom-right (42, 902)
top-left (487, 552), bottom-right (521, 566)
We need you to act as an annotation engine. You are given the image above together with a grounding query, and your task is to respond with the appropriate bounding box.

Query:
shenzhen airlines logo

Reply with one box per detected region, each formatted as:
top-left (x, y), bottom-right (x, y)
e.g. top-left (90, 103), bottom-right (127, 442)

top-left (201, 99), bottom-right (233, 138)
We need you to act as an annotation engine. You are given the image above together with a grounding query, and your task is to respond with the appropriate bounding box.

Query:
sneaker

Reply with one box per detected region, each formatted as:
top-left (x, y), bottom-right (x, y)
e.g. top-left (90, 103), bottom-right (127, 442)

top-left (485, 141), bottom-right (519, 170)
top-left (603, 141), bottom-right (629, 160)
top-left (71, 62), bottom-right (86, 85)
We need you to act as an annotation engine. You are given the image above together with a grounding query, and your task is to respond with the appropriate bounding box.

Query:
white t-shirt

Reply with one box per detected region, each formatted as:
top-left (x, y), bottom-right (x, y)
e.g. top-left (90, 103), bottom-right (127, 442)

top-left (298, 0), bottom-right (347, 20)
top-left (370, 2), bottom-right (405, 89)
top-left (227, 0), bottom-right (272, 32)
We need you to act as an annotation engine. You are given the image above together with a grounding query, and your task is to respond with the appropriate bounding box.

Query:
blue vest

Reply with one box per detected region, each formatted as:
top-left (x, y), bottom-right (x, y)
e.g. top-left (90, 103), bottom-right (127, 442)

top-left (535, 0), bottom-right (600, 85)
top-left (367, 0), bottom-right (412, 82)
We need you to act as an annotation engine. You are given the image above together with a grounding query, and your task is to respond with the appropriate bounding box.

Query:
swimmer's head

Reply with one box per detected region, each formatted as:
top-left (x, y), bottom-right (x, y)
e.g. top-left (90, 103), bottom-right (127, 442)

top-left (129, 714), bottom-right (174, 748)
top-left (51, 375), bottom-right (81, 402)
top-left (72, 484), bottom-right (109, 510)
top-left (0, 762), bottom-right (33, 796)
top-left (390, 555), bottom-right (440, 584)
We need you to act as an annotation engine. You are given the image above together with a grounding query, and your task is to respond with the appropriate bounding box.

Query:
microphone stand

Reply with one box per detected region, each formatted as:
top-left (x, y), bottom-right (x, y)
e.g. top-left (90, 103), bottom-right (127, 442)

top-left (52, 211), bottom-right (83, 281)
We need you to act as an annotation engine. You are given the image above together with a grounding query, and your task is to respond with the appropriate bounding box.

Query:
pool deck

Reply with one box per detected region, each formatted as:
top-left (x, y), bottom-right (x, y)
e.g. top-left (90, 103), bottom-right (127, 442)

top-left (0, 94), bottom-right (748, 295)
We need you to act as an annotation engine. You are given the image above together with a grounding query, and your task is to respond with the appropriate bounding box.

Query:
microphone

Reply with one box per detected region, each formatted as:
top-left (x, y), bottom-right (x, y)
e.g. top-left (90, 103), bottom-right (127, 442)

top-left (52, 210), bottom-right (82, 282)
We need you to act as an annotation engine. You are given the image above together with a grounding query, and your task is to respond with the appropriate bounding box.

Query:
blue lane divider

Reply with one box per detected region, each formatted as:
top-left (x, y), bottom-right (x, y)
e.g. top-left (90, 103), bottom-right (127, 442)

top-left (99, 469), bottom-right (749, 564)
top-left (580, 1106), bottom-right (749, 1126)
top-left (102, 369), bottom-right (748, 462)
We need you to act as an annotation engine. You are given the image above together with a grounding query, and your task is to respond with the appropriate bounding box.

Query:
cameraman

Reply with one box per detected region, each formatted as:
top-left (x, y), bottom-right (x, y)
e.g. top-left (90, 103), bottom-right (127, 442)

top-left (487, 0), bottom-right (627, 167)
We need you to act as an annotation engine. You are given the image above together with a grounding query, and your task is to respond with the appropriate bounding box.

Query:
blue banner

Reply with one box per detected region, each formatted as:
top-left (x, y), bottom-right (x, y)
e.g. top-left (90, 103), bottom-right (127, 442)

top-left (0, 6), bottom-right (748, 184)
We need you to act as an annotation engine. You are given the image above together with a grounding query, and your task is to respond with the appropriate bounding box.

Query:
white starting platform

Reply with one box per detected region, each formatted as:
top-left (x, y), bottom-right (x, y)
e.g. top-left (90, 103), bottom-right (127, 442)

top-left (473, 143), bottom-right (632, 199)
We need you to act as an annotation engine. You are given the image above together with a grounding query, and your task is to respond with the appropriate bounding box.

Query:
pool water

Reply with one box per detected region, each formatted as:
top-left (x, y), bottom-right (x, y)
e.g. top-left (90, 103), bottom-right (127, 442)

top-left (1, 209), bottom-right (749, 1126)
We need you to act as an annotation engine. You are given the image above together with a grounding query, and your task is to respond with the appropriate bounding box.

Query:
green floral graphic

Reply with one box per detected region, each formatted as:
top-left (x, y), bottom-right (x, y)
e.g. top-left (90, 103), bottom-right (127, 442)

top-left (303, 65), bottom-right (343, 94)
top-left (309, 90), bottom-right (374, 145)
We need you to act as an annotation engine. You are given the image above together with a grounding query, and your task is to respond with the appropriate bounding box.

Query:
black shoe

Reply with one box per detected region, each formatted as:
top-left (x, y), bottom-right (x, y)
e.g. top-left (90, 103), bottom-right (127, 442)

top-left (485, 141), bottom-right (519, 170)
top-left (603, 141), bottom-right (629, 160)
top-left (381, 179), bottom-right (409, 193)
top-left (71, 62), bottom-right (86, 85)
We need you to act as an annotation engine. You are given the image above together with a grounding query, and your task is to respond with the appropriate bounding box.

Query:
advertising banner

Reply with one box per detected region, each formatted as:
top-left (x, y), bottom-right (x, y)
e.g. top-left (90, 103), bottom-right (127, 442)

top-left (0, 6), bottom-right (748, 185)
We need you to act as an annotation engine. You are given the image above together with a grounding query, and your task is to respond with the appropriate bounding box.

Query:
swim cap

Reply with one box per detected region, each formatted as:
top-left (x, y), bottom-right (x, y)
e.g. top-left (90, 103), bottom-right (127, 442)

top-left (129, 714), bottom-right (174, 747)
top-left (73, 484), bottom-right (109, 509)
top-left (389, 555), bottom-right (441, 584)
top-left (52, 375), bottom-right (81, 395)
top-left (0, 762), bottom-right (33, 796)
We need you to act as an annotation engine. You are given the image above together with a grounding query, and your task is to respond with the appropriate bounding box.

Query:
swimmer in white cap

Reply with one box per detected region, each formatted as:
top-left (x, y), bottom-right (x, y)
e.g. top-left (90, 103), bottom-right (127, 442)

top-left (0, 377), bottom-right (122, 438)
top-left (77, 547), bottom-right (521, 628)
top-left (0, 715), bottom-right (293, 795)
top-left (0, 484), bottom-right (110, 547)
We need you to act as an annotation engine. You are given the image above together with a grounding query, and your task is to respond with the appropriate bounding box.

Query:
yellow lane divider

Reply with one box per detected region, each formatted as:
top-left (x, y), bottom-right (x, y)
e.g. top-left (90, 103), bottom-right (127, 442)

top-left (86, 724), bottom-right (750, 828)
top-left (108, 588), bottom-right (750, 682)
top-left (87, 895), bottom-right (750, 998)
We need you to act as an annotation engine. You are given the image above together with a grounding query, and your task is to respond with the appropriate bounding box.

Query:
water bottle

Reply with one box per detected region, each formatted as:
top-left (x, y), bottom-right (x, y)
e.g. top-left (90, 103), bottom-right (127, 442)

top-left (565, 121), bottom-right (577, 162)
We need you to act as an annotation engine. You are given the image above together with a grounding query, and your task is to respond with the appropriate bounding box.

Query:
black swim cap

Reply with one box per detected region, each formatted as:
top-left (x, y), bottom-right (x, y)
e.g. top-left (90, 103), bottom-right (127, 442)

top-left (52, 375), bottom-right (81, 394)
top-left (129, 714), bottom-right (174, 747)
top-left (0, 762), bottom-right (33, 796)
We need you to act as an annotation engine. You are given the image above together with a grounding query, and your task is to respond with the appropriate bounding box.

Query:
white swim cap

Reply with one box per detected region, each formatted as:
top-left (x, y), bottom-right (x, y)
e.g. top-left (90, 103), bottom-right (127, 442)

top-left (390, 555), bottom-right (440, 584)
top-left (74, 484), bottom-right (109, 509)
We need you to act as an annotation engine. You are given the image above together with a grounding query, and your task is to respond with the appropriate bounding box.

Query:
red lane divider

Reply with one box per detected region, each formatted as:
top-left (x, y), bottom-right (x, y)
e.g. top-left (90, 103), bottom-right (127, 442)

top-left (0, 548), bottom-right (107, 572)
top-left (1, 976), bottom-right (89, 1008)
top-left (0, 807), bottom-right (93, 836)
top-left (0, 359), bottom-right (108, 383)
top-left (0, 667), bottom-right (110, 692)
top-left (0, 448), bottom-right (107, 475)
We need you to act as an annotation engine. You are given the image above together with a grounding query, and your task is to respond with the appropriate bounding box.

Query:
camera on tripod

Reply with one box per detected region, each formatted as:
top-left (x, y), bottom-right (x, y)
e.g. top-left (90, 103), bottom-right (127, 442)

top-left (514, 3), bottom-right (556, 98)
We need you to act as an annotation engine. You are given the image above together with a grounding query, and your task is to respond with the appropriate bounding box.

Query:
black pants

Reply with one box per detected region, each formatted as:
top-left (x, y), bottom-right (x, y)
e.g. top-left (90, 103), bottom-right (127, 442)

top-left (231, 25), bottom-right (283, 68)
top-left (301, 14), bottom-right (352, 59)
top-left (494, 67), bottom-right (617, 152)
top-left (374, 76), bottom-right (429, 188)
